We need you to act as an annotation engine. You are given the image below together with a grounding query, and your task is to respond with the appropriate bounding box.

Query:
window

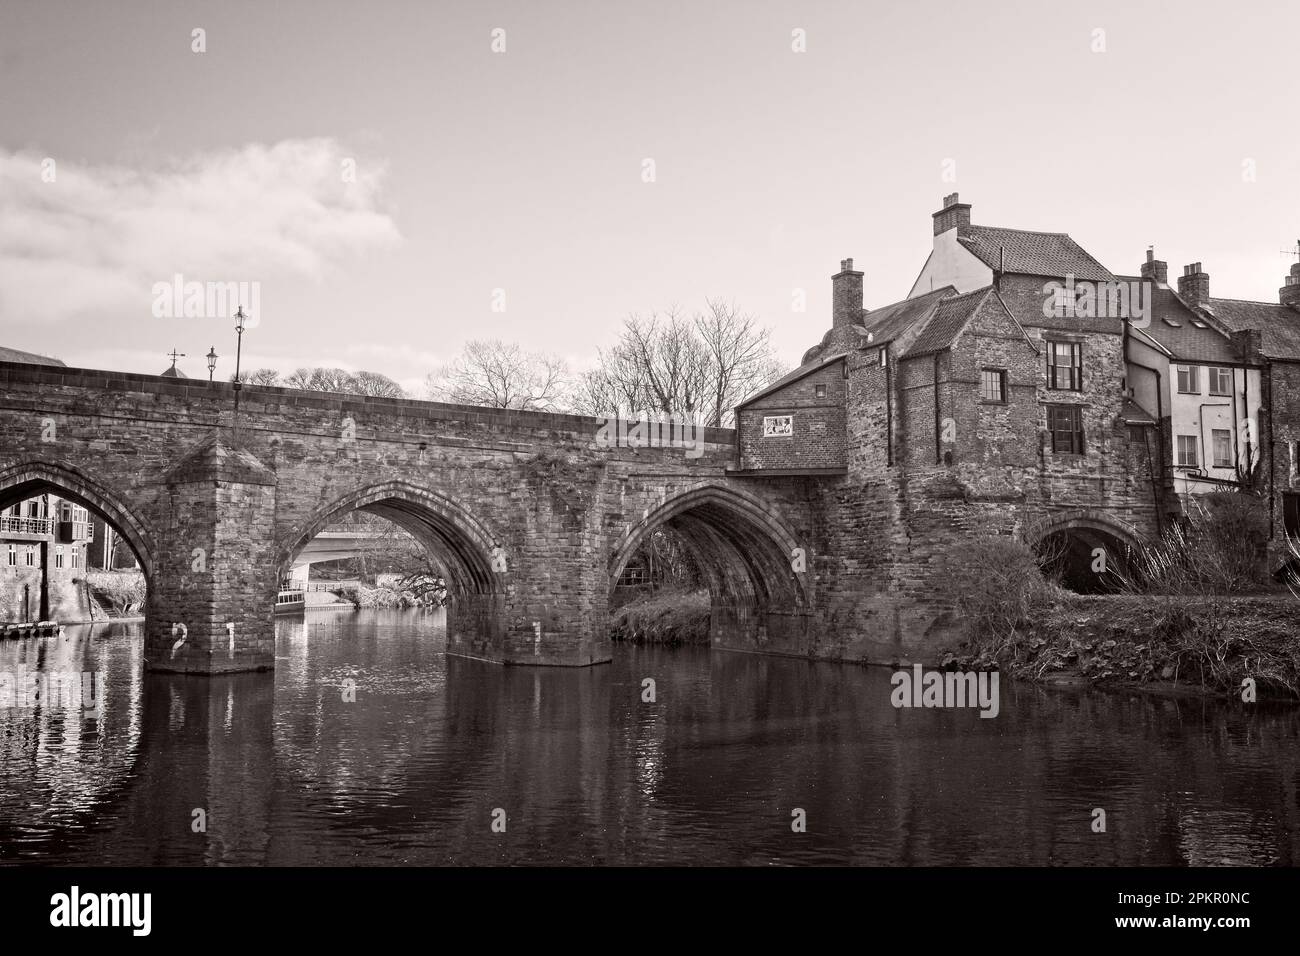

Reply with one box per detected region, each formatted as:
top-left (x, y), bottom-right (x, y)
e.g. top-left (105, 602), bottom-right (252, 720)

top-left (24, 547), bottom-right (35, 567)
top-left (1047, 341), bottom-right (1082, 390)
top-left (1176, 365), bottom-right (1200, 394)
top-left (5, 544), bottom-right (14, 567)
top-left (1176, 435), bottom-right (1199, 467)
top-left (814, 384), bottom-right (827, 399)
top-left (1208, 367), bottom-right (1232, 396)
top-left (71, 549), bottom-right (80, 569)
top-left (1047, 405), bottom-right (1085, 454)
top-left (54, 546), bottom-right (65, 569)
top-left (980, 369), bottom-right (1007, 403)
top-left (1212, 429), bottom-right (1232, 468)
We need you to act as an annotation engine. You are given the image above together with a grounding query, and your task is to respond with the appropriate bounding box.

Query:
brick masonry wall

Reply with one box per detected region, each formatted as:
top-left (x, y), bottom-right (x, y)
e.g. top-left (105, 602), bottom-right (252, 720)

top-left (1266, 360), bottom-right (1300, 563)
top-left (0, 329), bottom-right (1165, 671)
top-left (738, 360), bottom-right (847, 470)
top-left (0, 362), bottom-right (834, 669)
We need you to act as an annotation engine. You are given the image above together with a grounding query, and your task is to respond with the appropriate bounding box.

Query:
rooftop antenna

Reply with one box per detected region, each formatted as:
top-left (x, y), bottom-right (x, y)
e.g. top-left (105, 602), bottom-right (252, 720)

top-left (1282, 240), bottom-right (1300, 260)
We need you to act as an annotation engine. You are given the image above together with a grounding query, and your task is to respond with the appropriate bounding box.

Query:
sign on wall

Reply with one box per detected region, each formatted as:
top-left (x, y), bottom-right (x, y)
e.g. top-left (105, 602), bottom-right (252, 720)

top-left (762, 415), bottom-right (793, 438)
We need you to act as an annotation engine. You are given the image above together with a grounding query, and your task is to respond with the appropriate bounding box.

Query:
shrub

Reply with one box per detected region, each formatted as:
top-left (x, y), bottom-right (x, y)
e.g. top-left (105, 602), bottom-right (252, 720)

top-left (932, 536), bottom-right (1058, 656)
top-left (1119, 493), bottom-right (1269, 595)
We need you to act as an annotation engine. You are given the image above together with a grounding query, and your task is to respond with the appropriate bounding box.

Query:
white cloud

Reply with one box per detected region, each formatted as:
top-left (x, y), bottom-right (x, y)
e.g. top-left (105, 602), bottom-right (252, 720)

top-left (0, 139), bottom-right (401, 324)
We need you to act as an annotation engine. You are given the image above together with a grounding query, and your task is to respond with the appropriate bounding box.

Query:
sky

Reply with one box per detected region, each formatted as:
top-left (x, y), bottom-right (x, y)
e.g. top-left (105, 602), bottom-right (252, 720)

top-left (1, 0), bottom-right (1297, 395)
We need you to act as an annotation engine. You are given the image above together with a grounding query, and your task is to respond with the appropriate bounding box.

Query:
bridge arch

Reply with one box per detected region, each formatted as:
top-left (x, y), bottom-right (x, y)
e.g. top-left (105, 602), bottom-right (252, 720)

top-left (609, 482), bottom-right (810, 650)
top-left (0, 460), bottom-right (157, 578)
top-left (277, 480), bottom-right (502, 595)
top-left (1023, 509), bottom-right (1144, 593)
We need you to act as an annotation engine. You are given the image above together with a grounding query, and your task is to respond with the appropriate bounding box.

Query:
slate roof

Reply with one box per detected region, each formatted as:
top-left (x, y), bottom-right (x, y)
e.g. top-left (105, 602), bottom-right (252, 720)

top-left (1120, 398), bottom-right (1158, 425)
top-left (902, 287), bottom-right (994, 358)
top-left (1201, 297), bottom-right (1300, 360)
top-left (858, 284), bottom-right (957, 344)
top-left (960, 226), bottom-right (1114, 282)
top-left (1112, 280), bottom-right (1239, 364)
top-left (0, 346), bottom-right (65, 366)
top-left (738, 351), bottom-right (845, 408)
top-left (771, 287), bottom-right (962, 406)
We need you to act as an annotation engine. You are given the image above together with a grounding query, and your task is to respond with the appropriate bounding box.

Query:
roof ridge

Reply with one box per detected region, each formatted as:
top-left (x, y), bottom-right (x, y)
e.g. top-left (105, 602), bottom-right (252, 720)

top-left (970, 224), bottom-right (1072, 239)
top-left (1207, 295), bottom-right (1286, 307)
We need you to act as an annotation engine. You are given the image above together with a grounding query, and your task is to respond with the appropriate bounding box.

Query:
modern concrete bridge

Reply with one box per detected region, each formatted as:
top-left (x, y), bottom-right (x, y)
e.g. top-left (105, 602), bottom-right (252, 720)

top-left (284, 529), bottom-right (407, 585)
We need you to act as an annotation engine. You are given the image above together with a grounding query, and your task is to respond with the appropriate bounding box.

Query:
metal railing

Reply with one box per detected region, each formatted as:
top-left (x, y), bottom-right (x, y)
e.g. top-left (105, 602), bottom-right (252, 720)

top-left (1, 515), bottom-right (54, 535)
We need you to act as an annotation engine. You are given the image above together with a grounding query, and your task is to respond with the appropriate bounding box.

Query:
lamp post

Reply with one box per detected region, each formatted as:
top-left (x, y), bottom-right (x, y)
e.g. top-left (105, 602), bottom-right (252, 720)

top-left (206, 346), bottom-right (218, 382)
top-left (233, 306), bottom-right (246, 410)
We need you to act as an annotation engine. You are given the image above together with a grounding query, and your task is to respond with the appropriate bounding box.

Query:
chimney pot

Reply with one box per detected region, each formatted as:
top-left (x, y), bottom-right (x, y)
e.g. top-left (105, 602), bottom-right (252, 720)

top-left (932, 194), bottom-right (972, 237)
top-left (1177, 262), bottom-right (1210, 303)
top-left (1140, 246), bottom-right (1168, 285)
top-left (832, 258), bottom-right (864, 330)
top-left (1282, 258), bottom-right (1300, 307)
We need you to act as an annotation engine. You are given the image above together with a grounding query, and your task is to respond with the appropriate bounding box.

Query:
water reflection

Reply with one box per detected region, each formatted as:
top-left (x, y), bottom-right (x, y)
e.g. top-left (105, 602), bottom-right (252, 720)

top-left (1, 610), bottom-right (1297, 865)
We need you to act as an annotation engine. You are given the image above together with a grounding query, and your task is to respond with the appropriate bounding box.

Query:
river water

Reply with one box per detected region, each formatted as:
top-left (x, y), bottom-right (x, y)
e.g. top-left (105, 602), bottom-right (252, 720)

top-left (1, 609), bottom-right (1297, 866)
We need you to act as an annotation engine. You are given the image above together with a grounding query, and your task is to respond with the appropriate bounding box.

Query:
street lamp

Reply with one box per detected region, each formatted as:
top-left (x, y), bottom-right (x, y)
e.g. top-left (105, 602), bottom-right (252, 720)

top-left (233, 306), bottom-right (247, 409)
top-left (206, 346), bottom-right (218, 382)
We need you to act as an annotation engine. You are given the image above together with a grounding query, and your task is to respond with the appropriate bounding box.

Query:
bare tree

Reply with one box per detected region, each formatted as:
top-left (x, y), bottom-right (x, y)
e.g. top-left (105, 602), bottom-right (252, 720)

top-left (284, 367), bottom-right (358, 392)
top-left (237, 368), bottom-right (283, 386)
top-left (696, 299), bottom-right (786, 426)
top-left (426, 340), bottom-right (569, 411)
top-left (278, 367), bottom-right (406, 398)
top-left (350, 370), bottom-right (406, 398)
top-left (571, 302), bottom-right (785, 426)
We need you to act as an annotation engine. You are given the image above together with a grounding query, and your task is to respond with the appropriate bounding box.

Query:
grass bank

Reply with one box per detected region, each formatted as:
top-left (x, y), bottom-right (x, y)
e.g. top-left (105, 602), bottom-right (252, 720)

top-left (610, 588), bottom-right (710, 645)
top-left (943, 592), bottom-right (1300, 701)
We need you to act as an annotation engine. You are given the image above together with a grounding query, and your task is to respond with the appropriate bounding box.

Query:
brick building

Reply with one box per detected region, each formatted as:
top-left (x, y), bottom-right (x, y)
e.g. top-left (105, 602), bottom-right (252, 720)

top-left (1181, 254), bottom-right (1300, 563)
top-left (736, 195), bottom-right (1165, 595)
top-left (736, 196), bottom-right (1300, 596)
top-left (1, 493), bottom-right (94, 623)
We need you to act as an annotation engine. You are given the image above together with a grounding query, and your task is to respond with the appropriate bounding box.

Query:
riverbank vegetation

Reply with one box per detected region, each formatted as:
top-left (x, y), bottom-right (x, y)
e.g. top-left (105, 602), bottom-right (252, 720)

top-left (610, 588), bottom-right (711, 645)
top-left (937, 495), bottom-right (1300, 700)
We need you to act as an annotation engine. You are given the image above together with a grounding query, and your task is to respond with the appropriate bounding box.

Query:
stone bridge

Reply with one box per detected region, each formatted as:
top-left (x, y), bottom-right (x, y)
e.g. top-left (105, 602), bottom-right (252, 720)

top-left (1, 361), bottom-right (833, 673)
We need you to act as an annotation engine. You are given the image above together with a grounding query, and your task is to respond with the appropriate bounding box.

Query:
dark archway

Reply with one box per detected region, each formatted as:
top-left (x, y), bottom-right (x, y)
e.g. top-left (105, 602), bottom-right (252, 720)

top-left (1028, 512), bottom-right (1141, 594)
top-left (609, 483), bottom-right (810, 651)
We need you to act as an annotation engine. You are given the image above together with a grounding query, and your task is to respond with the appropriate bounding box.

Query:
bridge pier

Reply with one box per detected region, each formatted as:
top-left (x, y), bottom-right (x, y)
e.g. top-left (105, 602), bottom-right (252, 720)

top-left (145, 436), bottom-right (279, 673)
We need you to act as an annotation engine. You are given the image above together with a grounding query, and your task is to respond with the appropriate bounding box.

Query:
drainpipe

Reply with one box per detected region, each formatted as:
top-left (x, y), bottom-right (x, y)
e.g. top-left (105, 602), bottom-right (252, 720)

top-left (884, 345), bottom-right (893, 466)
top-left (933, 353), bottom-right (942, 465)
top-left (1242, 364), bottom-right (1254, 488)
top-left (1266, 363), bottom-right (1275, 539)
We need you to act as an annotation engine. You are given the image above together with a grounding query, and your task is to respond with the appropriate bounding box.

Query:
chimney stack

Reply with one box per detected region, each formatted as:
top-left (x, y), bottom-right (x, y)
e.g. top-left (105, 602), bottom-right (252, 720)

top-left (1177, 262), bottom-right (1210, 304)
top-left (832, 258), bottom-right (864, 329)
top-left (931, 192), bottom-right (972, 237)
top-left (1140, 247), bottom-right (1168, 286)
top-left (1281, 257), bottom-right (1300, 309)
